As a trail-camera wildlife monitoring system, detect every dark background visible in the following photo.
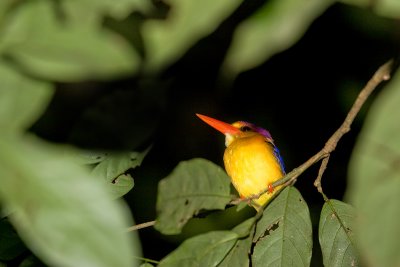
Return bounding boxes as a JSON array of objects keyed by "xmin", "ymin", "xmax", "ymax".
[{"xmin": 29, "ymin": 2, "xmax": 400, "ymax": 266}]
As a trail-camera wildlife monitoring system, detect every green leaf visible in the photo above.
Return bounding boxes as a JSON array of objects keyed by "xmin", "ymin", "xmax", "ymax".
[
  {"xmin": 0, "ymin": 0, "xmax": 13, "ymax": 18},
  {"xmin": 91, "ymin": 148, "xmax": 150, "ymax": 198},
  {"xmin": 60, "ymin": 0, "xmax": 153, "ymax": 25},
  {"xmin": 339, "ymin": 0, "xmax": 400, "ymax": 19},
  {"xmin": 319, "ymin": 200, "xmax": 359, "ymax": 267},
  {"xmin": 155, "ymin": 158, "xmax": 232, "ymax": 235},
  {"xmin": 0, "ymin": 136, "xmax": 140, "ymax": 267},
  {"xmin": 218, "ymin": 218, "xmax": 256, "ymax": 267},
  {"xmin": 231, "ymin": 217, "xmax": 256, "ymax": 238},
  {"xmin": 252, "ymin": 186, "xmax": 312, "ymax": 267},
  {"xmin": 142, "ymin": 0, "xmax": 242, "ymax": 72},
  {"xmin": 73, "ymin": 150, "xmax": 108, "ymax": 165},
  {"xmin": 1, "ymin": 0, "xmax": 139, "ymax": 82},
  {"xmin": 158, "ymin": 231, "xmax": 238, "ymax": 267},
  {"xmin": 223, "ymin": 0, "xmax": 333, "ymax": 77},
  {"xmin": 346, "ymin": 67, "xmax": 400, "ymax": 266},
  {"xmin": 0, "ymin": 62, "xmax": 53, "ymax": 134}
]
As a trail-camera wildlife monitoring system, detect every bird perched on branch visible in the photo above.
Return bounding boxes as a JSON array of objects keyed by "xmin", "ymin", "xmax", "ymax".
[{"xmin": 196, "ymin": 114, "xmax": 286, "ymax": 211}]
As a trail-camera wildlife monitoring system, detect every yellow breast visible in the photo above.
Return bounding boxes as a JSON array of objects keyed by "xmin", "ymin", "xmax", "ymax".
[{"xmin": 223, "ymin": 134, "xmax": 284, "ymax": 210}]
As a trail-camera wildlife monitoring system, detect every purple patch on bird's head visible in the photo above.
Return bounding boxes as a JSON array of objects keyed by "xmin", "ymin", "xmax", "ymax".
[
  {"xmin": 254, "ymin": 126, "xmax": 272, "ymax": 140},
  {"xmin": 233, "ymin": 121, "xmax": 273, "ymax": 141}
]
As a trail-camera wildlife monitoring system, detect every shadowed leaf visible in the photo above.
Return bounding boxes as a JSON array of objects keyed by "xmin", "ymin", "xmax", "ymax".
[
  {"xmin": 0, "ymin": 62, "xmax": 53, "ymax": 134},
  {"xmin": 252, "ymin": 186, "xmax": 312, "ymax": 267},
  {"xmin": 319, "ymin": 199, "xmax": 359, "ymax": 267},
  {"xmin": 218, "ymin": 218, "xmax": 256, "ymax": 267},
  {"xmin": 339, "ymin": 0, "xmax": 400, "ymax": 18},
  {"xmin": 155, "ymin": 158, "xmax": 232, "ymax": 235},
  {"xmin": 91, "ymin": 148, "xmax": 150, "ymax": 198},
  {"xmin": 142, "ymin": 0, "xmax": 242, "ymax": 72},
  {"xmin": 223, "ymin": 0, "xmax": 333, "ymax": 77},
  {"xmin": 61, "ymin": 0, "xmax": 153, "ymax": 26},
  {"xmin": 158, "ymin": 231, "xmax": 238, "ymax": 267},
  {"xmin": 0, "ymin": 0, "xmax": 139, "ymax": 82},
  {"xmin": 0, "ymin": 137, "xmax": 140, "ymax": 267}
]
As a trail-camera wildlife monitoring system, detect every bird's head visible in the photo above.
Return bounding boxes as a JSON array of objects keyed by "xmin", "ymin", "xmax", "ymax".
[{"xmin": 196, "ymin": 114, "xmax": 274, "ymax": 147}]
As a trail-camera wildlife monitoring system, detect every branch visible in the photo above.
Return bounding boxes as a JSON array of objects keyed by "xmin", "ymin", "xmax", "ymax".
[{"xmin": 244, "ymin": 59, "xmax": 394, "ymax": 203}]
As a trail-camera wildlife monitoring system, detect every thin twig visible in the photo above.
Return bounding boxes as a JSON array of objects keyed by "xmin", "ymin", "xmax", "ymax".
[
  {"xmin": 314, "ymin": 156, "xmax": 330, "ymax": 201},
  {"xmin": 127, "ymin": 220, "xmax": 155, "ymax": 232}
]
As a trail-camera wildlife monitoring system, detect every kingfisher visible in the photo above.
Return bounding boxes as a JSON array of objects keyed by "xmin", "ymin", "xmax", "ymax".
[{"xmin": 196, "ymin": 114, "xmax": 286, "ymax": 211}]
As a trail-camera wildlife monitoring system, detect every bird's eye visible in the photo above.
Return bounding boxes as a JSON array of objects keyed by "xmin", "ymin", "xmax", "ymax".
[{"xmin": 240, "ymin": 126, "xmax": 251, "ymax": 132}]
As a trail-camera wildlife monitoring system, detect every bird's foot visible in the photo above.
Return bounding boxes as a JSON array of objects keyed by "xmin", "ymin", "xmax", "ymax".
[{"xmin": 267, "ymin": 183, "xmax": 274, "ymax": 194}]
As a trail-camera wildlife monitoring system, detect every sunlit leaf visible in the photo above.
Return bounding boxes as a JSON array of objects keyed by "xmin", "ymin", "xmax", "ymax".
[
  {"xmin": 142, "ymin": 0, "xmax": 242, "ymax": 72},
  {"xmin": 0, "ymin": 62, "xmax": 53, "ymax": 134},
  {"xmin": 155, "ymin": 158, "xmax": 232, "ymax": 235},
  {"xmin": 252, "ymin": 186, "xmax": 312, "ymax": 267},
  {"xmin": 0, "ymin": 0, "xmax": 139, "ymax": 82},
  {"xmin": 346, "ymin": 67, "xmax": 400, "ymax": 267},
  {"xmin": 158, "ymin": 231, "xmax": 238, "ymax": 267},
  {"xmin": 0, "ymin": 136, "xmax": 140, "ymax": 267},
  {"xmin": 319, "ymin": 199, "xmax": 359, "ymax": 267},
  {"xmin": 223, "ymin": 0, "xmax": 333, "ymax": 77}
]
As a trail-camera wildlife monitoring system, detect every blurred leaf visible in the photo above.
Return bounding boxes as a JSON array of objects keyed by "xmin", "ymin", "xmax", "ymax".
[
  {"xmin": 339, "ymin": 0, "xmax": 400, "ymax": 19},
  {"xmin": 0, "ymin": 0, "xmax": 139, "ymax": 82},
  {"xmin": 0, "ymin": 218, "xmax": 27, "ymax": 261},
  {"xmin": 0, "ymin": 0, "xmax": 13, "ymax": 18},
  {"xmin": 338, "ymin": 0, "xmax": 369, "ymax": 6},
  {"xmin": 73, "ymin": 150, "xmax": 108, "ymax": 165},
  {"xmin": 223, "ymin": 0, "xmax": 333, "ymax": 77},
  {"xmin": 91, "ymin": 148, "xmax": 150, "ymax": 198},
  {"xmin": 0, "ymin": 62, "xmax": 53, "ymax": 134},
  {"xmin": 158, "ymin": 231, "xmax": 238, "ymax": 267},
  {"xmin": 319, "ymin": 199, "xmax": 359, "ymax": 267},
  {"xmin": 0, "ymin": 136, "xmax": 140, "ymax": 267},
  {"xmin": 346, "ymin": 67, "xmax": 400, "ymax": 266},
  {"xmin": 252, "ymin": 186, "xmax": 312, "ymax": 267},
  {"xmin": 218, "ymin": 218, "xmax": 256, "ymax": 267},
  {"xmin": 142, "ymin": 0, "xmax": 242, "ymax": 72},
  {"xmin": 60, "ymin": 0, "xmax": 153, "ymax": 26},
  {"xmin": 155, "ymin": 158, "xmax": 232, "ymax": 235},
  {"xmin": 140, "ymin": 263, "xmax": 154, "ymax": 267}
]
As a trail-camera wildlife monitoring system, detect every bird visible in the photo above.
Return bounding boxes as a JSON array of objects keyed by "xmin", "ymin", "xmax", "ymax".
[{"xmin": 196, "ymin": 113, "xmax": 286, "ymax": 211}]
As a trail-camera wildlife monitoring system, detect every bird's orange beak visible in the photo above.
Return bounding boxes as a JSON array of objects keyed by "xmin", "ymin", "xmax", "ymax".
[{"xmin": 196, "ymin": 114, "xmax": 241, "ymax": 135}]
